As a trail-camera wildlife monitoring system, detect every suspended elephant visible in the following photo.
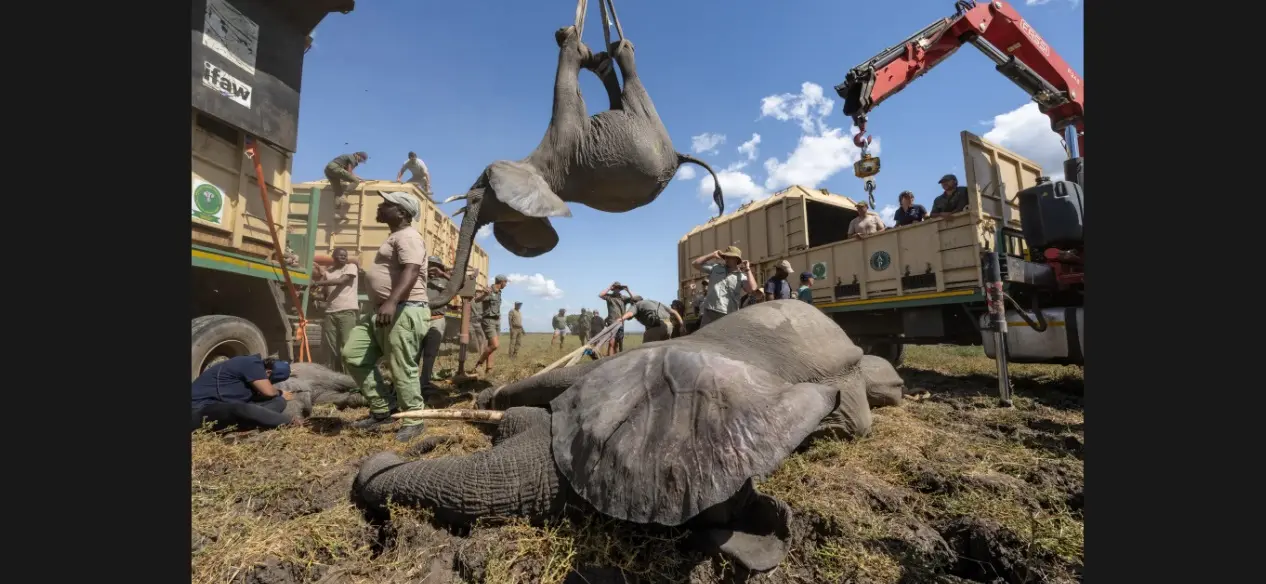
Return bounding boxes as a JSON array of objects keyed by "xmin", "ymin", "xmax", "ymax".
[
  {"xmin": 428, "ymin": 2, "xmax": 724, "ymax": 310},
  {"xmin": 352, "ymin": 301, "xmax": 908, "ymax": 572}
]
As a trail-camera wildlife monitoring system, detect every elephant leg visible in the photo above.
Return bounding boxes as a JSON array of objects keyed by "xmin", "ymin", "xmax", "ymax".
[
  {"xmin": 476, "ymin": 358, "xmax": 605, "ymax": 410},
  {"xmin": 692, "ymin": 480, "xmax": 794, "ymax": 573},
  {"xmin": 550, "ymin": 26, "xmax": 595, "ymax": 140},
  {"xmin": 609, "ymin": 40, "xmax": 659, "ymax": 118}
]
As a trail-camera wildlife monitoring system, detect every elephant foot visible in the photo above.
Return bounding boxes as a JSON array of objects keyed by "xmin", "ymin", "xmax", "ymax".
[
  {"xmin": 698, "ymin": 492, "xmax": 793, "ymax": 573},
  {"xmin": 583, "ymin": 51, "xmax": 614, "ymax": 77},
  {"xmin": 610, "ymin": 38, "xmax": 635, "ymax": 55}
]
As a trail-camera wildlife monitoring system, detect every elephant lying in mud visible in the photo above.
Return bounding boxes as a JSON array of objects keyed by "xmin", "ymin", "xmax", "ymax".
[
  {"xmin": 276, "ymin": 363, "xmax": 366, "ymax": 410},
  {"xmin": 352, "ymin": 301, "xmax": 908, "ymax": 572},
  {"xmin": 428, "ymin": 15, "xmax": 723, "ymax": 310}
]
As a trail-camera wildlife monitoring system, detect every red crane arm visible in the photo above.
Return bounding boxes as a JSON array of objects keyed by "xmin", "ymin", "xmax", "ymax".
[{"xmin": 835, "ymin": 1, "xmax": 1084, "ymax": 156}]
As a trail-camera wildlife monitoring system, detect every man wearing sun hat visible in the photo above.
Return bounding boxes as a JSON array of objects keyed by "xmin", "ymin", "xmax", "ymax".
[
  {"xmin": 690, "ymin": 245, "xmax": 757, "ymax": 328},
  {"xmin": 763, "ymin": 259, "xmax": 795, "ymax": 301},
  {"xmin": 342, "ymin": 190, "xmax": 433, "ymax": 443}
]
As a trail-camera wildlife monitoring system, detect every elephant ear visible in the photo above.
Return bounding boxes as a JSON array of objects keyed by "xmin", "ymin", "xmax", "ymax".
[
  {"xmin": 493, "ymin": 219, "xmax": 560, "ymax": 258},
  {"xmin": 550, "ymin": 346, "xmax": 838, "ymax": 526},
  {"xmin": 487, "ymin": 160, "xmax": 572, "ymax": 218}
]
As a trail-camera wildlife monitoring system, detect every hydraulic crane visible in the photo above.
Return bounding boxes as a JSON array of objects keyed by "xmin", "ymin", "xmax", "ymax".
[{"xmin": 835, "ymin": 0, "xmax": 1084, "ymax": 187}]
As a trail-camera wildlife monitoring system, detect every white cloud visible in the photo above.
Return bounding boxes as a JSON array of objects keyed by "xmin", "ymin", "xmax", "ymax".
[
  {"xmin": 506, "ymin": 273, "xmax": 564, "ymax": 300},
  {"xmin": 691, "ymin": 132, "xmax": 727, "ymax": 155},
  {"xmin": 675, "ymin": 166, "xmax": 697, "ymax": 180},
  {"xmin": 981, "ymin": 102, "xmax": 1069, "ymax": 180},
  {"xmin": 879, "ymin": 204, "xmax": 898, "ymax": 227},
  {"xmin": 762, "ymin": 126, "xmax": 876, "ymax": 191},
  {"xmin": 759, "ymin": 82, "xmax": 835, "ymax": 134},
  {"xmin": 1026, "ymin": 0, "xmax": 1052, "ymax": 5},
  {"xmin": 476, "ymin": 224, "xmax": 493, "ymax": 240},
  {"xmin": 738, "ymin": 133, "xmax": 762, "ymax": 161}
]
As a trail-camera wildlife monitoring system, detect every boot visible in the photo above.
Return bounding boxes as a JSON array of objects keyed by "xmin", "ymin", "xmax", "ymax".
[
  {"xmin": 395, "ymin": 424, "xmax": 426, "ymax": 443},
  {"xmin": 351, "ymin": 412, "xmax": 393, "ymax": 431}
]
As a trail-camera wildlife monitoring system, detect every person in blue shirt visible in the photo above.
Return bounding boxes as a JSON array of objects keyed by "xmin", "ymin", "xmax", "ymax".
[
  {"xmin": 893, "ymin": 191, "xmax": 928, "ymax": 226},
  {"xmin": 191, "ymin": 354, "xmax": 297, "ymax": 432},
  {"xmin": 763, "ymin": 260, "xmax": 794, "ymax": 301},
  {"xmin": 798, "ymin": 272, "xmax": 815, "ymax": 303}
]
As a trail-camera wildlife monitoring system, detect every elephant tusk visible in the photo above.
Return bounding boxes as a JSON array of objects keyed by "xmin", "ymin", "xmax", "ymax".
[
  {"xmin": 392, "ymin": 409, "xmax": 505, "ymax": 423},
  {"xmin": 442, "ymin": 194, "xmax": 468, "ymax": 204},
  {"xmin": 453, "ymin": 206, "xmax": 468, "ymax": 217}
]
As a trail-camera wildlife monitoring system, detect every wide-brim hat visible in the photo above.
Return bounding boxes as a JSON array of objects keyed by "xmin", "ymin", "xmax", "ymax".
[{"xmin": 719, "ymin": 245, "xmax": 743, "ymax": 259}]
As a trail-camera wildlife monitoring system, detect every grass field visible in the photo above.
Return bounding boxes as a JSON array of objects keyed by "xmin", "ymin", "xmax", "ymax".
[{"xmin": 192, "ymin": 333, "xmax": 1084, "ymax": 584}]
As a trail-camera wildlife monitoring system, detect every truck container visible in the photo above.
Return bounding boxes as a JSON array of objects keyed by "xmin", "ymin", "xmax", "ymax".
[
  {"xmin": 191, "ymin": 0, "xmax": 354, "ymax": 380},
  {"xmin": 677, "ymin": 130, "xmax": 1081, "ymax": 366}
]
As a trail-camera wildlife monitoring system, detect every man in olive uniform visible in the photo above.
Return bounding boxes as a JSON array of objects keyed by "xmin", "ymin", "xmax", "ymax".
[
  {"xmin": 420, "ymin": 256, "xmax": 452, "ymax": 391},
  {"xmin": 929, "ymin": 173, "xmax": 970, "ymax": 218},
  {"xmin": 324, "ymin": 151, "xmax": 368, "ymax": 219},
  {"xmin": 471, "ymin": 274, "xmax": 509, "ymax": 376},
  {"xmin": 342, "ymin": 191, "xmax": 430, "ymax": 443},
  {"xmin": 508, "ymin": 301, "xmax": 525, "ymax": 357},
  {"xmin": 576, "ymin": 308, "xmax": 591, "ymax": 347},
  {"xmin": 309, "ymin": 247, "xmax": 359, "ymax": 372}
]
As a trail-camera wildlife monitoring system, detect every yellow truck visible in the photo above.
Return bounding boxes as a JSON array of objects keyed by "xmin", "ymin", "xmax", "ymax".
[{"xmin": 677, "ymin": 130, "xmax": 1084, "ymax": 367}]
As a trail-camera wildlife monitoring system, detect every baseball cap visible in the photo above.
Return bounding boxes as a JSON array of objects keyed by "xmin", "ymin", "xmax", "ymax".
[
  {"xmin": 939, "ymin": 174, "xmax": 957, "ymax": 184},
  {"xmin": 494, "ymin": 274, "xmax": 508, "ymax": 283},
  {"xmin": 800, "ymin": 271, "xmax": 814, "ymax": 281},
  {"xmin": 268, "ymin": 360, "xmax": 292, "ymax": 383}
]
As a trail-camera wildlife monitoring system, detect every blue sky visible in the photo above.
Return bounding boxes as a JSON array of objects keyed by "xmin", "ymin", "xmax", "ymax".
[{"xmin": 294, "ymin": 0, "xmax": 1083, "ymax": 332}]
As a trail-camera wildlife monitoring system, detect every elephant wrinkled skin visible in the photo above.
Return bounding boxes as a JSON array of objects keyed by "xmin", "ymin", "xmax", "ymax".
[
  {"xmin": 353, "ymin": 301, "xmax": 908, "ymax": 572},
  {"xmin": 429, "ymin": 23, "xmax": 723, "ymax": 310}
]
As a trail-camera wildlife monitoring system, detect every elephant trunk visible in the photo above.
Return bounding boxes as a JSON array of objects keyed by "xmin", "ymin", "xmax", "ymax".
[
  {"xmin": 477, "ymin": 358, "xmax": 605, "ymax": 410},
  {"xmin": 352, "ymin": 407, "xmax": 567, "ymax": 525},
  {"xmin": 677, "ymin": 153, "xmax": 724, "ymax": 216},
  {"xmin": 429, "ymin": 188, "xmax": 485, "ymax": 310}
]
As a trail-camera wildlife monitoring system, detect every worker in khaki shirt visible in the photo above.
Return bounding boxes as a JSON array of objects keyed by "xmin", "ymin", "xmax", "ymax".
[
  {"xmin": 395, "ymin": 151, "xmax": 432, "ymax": 197},
  {"xmin": 508, "ymin": 301, "xmax": 525, "ymax": 357},
  {"xmin": 309, "ymin": 248, "xmax": 359, "ymax": 373},
  {"xmin": 848, "ymin": 201, "xmax": 887, "ymax": 238},
  {"xmin": 342, "ymin": 191, "xmax": 432, "ymax": 443}
]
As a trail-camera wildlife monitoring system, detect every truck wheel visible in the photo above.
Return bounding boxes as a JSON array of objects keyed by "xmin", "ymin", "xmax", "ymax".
[
  {"xmin": 192, "ymin": 315, "xmax": 268, "ymax": 380},
  {"xmin": 864, "ymin": 342, "xmax": 906, "ymax": 367}
]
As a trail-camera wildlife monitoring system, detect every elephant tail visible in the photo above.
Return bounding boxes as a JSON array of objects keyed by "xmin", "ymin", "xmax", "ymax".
[{"xmin": 677, "ymin": 153, "xmax": 724, "ymax": 217}]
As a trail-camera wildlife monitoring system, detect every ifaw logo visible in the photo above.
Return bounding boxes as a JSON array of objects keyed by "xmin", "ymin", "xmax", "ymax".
[{"xmin": 202, "ymin": 61, "xmax": 253, "ymax": 108}]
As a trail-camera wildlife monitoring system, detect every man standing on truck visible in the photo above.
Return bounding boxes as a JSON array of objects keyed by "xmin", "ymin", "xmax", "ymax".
[
  {"xmin": 893, "ymin": 191, "xmax": 928, "ymax": 226},
  {"xmin": 508, "ymin": 301, "xmax": 525, "ymax": 357},
  {"xmin": 929, "ymin": 174, "xmax": 969, "ymax": 218},
  {"xmin": 342, "ymin": 191, "xmax": 432, "ymax": 443},
  {"xmin": 848, "ymin": 202, "xmax": 887, "ymax": 238},
  {"xmin": 764, "ymin": 260, "xmax": 794, "ymax": 301},
  {"xmin": 691, "ymin": 246, "xmax": 757, "ymax": 328},
  {"xmin": 420, "ymin": 256, "xmax": 452, "ymax": 391},
  {"xmin": 191, "ymin": 355, "xmax": 299, "ymax": 432},
  {"xmin": 325, "ymin": 151, "xmax": 369, "ymax": 219},
  {"xmin": 396, "ymin": 151, "xmax": 432, "ymax": 197},
  {"xmin": 620, "ymin": 295, "xmax": 684, "ymax": 342},
  {"xmin": 551, "ymin": 308, "xmax": 568, "ymax": 350},
  {"xmin": 470, "ymin": 275, "xmax": 509, "ymax": 376},
  {"xmin": 309, "ymin": 248, "xmax": 359, "ymax": 373}
]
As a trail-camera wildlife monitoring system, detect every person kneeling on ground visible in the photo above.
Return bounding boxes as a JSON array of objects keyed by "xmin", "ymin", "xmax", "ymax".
[
  {"xmin": 191, "ymin": 355, "xmax": 299, "ymax": 432},
  {"xmin": 620, "ymin": 295, "xmax": 684, "ymax": 342}
]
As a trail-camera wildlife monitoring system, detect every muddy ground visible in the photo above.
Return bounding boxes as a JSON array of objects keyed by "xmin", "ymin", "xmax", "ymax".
[{"xmin": 192, "ymin": 337, "xmax": 1084, "ymax": 584}]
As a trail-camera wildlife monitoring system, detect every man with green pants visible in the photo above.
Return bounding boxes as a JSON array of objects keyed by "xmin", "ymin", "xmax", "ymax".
[
  {"xmin": 470, "ymin": 275, "xmax": 508, "ymax": 377},
  {"xmin": 310, "ymin": 248, "xmax": 360, "ymax": 372},
  {"xmin": 342, "ymin": 190, "xmax": 431, "ymax": 442},
  {"xmin": 324, "ymin": 151, "xmax": 368, "ymax": 219}
]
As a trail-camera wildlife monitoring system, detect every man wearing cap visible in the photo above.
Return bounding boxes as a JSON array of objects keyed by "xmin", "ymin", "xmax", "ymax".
[
  {"xmin": 551, "ymin": 308, "xmax": 568, "ymax": 350},
  {"xmin": 691, "ymin": 246, "xmax": 757, "ymax": 328},
  {"xmin": 191, "ymin": 355, "xmax": 299, "ymax": 431},
  {"xmin": 620, "ymin": 295, "xmax": 684, "ymax": 342},
  {"xmin": 575, "ymin": 308, "xmax": 591, "ymax": 347},
  {"xmin": 893, "ymin": 191, "xmax": 928, "ymax": 226},
  {"xmin": 324, "ymin": 151, "xmax": 369, "ymax": 219},
  {"xmin": 599, "ymin": 281, "xmax": 634, "ymax": 355},
  {"xmin": 395, "ymin": 151, "xmax": 432, "ymax": 197},
  {"xmin": 764, "ymin": 260, "xmax": 795, "ymax": 301},
  {"xmin": 930, "ymin": 174, "xmax": 970, "ymax": 218},
  {"xmin": 848, "ymin": 201, "xmax": 887, "ymax": 238},
  {"xmin": 471, "ymin": 275, "xmax": 509, "ymax": 376},
  {"xmin": 798, "ymin": 272, "xmax": 815, "ymax": 303},
  {"xmin": 309, "ymin": 247, "xmax": 359, "ymax": 372},
  {"xmin": 420, "ymin": 255, "xmax": 452, "ymax": 390},
  {"xmin": 508, "ymin": 301, "xmax": 525, "ymax": 357},
  {"xmin": 342, "ymin": 190, "xmax": 432, "ymax": 442}
]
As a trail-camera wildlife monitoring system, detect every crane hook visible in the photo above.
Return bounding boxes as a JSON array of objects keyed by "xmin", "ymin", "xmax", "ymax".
[{"xmin": 852, "ymin": 117, "xmax": 872, "ymax": 149}]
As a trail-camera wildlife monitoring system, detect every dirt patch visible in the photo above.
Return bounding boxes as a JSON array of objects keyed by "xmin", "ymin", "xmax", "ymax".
[{"xmin": 193, "ymin": 340, "xmax": 1082, "ymax": 584}]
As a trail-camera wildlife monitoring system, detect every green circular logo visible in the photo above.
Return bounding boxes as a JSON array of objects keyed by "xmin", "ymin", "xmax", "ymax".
[
  {"xmin": 869, "ymin": 250, "xmax": 892, "ymax": 271},
  {"xmin": 811, "ymin": 262, "xmax": 828, "ymax": 279},
  {"xmin": 193, "ymin": 183, "xmax": 224, "ymax": 215}
]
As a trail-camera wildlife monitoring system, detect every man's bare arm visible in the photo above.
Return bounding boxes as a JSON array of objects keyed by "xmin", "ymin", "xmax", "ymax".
[
  {"xmin": 692, "ymin": 250, "xmax": 721, "ymax": 272},
  {"xmin": 249, "ymin": 378, "xmax": 280, "ymax": 398},
  {"xmin": 311, "ymin": 274, "xmax": 354, "ymax": 287}
]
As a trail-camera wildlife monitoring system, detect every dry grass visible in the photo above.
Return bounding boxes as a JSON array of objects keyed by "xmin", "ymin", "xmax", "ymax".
[{"xmin": 192, "ymin": 335, "xmax": 1083, "ymax": 584}]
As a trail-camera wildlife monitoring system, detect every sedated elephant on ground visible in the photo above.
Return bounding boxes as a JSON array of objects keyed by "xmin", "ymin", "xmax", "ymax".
[
  {"xmin": 352, "ymin": 300, "xmax": 908, "ymax": 572},
  {"xmin": 428, "ymin": 7, "xmax": 724, "ymax": 311},
  {"xmin": 277, "ymin": 362, "xmax": 366, "ymax": 410}
]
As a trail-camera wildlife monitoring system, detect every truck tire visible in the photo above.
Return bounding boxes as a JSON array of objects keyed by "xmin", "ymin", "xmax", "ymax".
[
  {"xmin": 863, "ymin": 342, "xmax": 905, "ymax": 367},
  {"xmin": 192, "ymin": 315, "xmax": 268, "ymax": 380}
]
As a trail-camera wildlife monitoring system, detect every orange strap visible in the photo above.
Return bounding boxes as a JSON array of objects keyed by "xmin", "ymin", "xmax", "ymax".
[{"xmin": 245, "ymin": 139, "xmax": 311, "ymax": 362}]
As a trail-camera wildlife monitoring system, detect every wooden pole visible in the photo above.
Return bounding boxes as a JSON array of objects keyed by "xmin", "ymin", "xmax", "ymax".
[{"xmin": 392, "ymin": 409, "xmax": 504, "ymax": 423}]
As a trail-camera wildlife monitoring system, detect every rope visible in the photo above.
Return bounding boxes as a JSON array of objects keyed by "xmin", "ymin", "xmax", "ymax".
[{"xmin": 245, "ymin": 139, "xmax": 312, "ymax": 362}]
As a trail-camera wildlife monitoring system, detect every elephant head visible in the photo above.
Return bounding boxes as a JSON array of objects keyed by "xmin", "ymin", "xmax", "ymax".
[
  {"xmin": 427, "ymin": 12, "xmax": 724, "ymax": 310},
  {"xmin": 277, "ymin": 362, "xmax": 366, "ymax": 409}
]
